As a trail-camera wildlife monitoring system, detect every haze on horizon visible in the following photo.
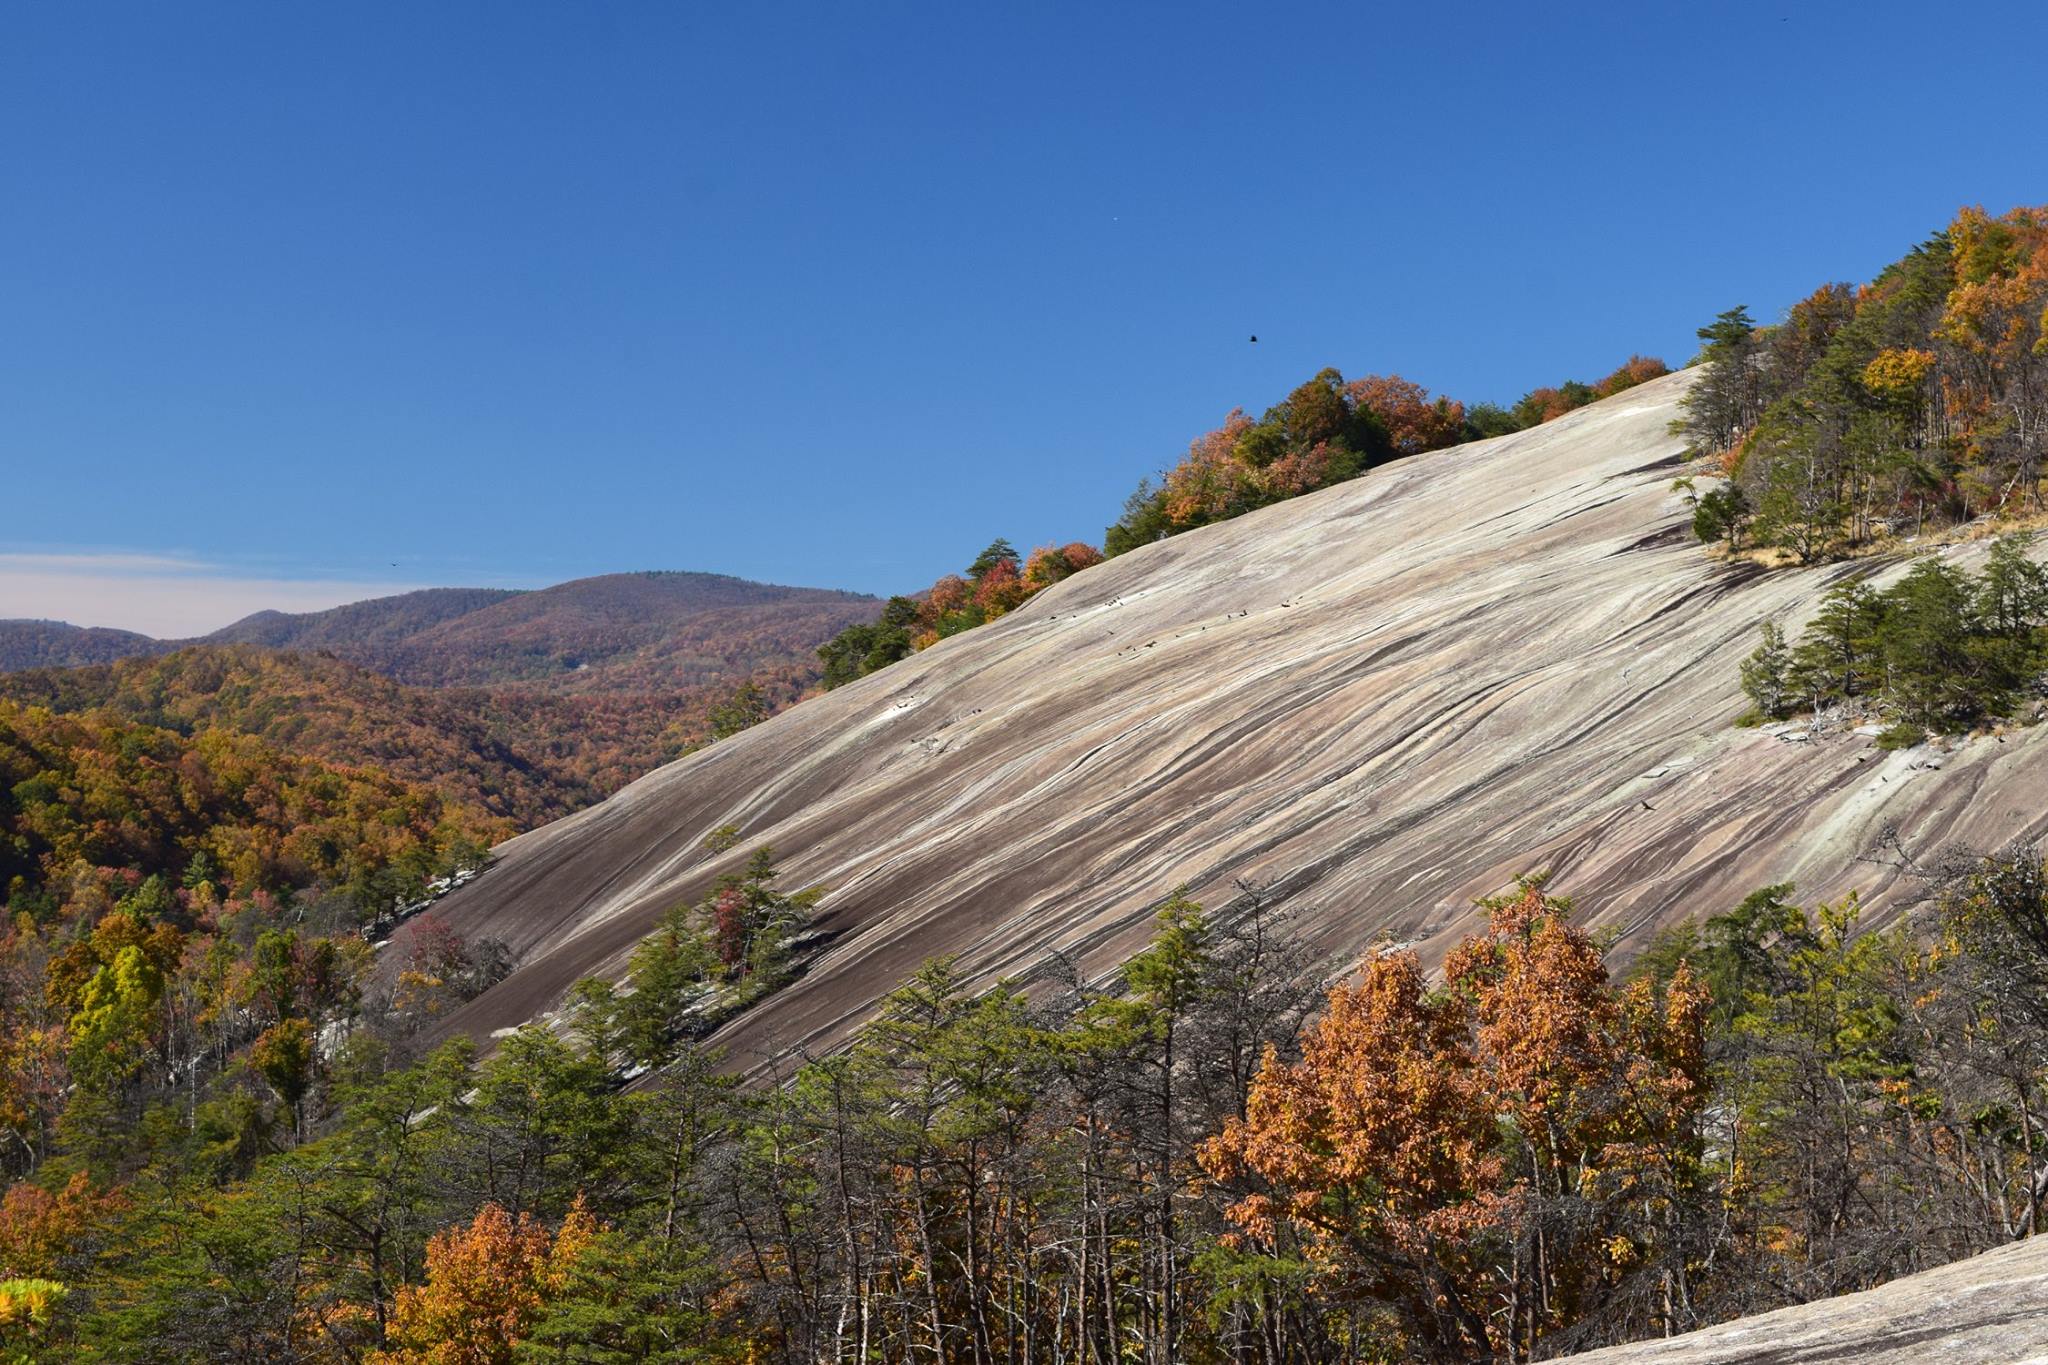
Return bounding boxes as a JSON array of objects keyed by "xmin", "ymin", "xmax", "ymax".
[
  {"xmin": 0, "ymin": 551, "xmax": 445, "ymax": 638},
  {"xmin": 5, "ymin": 0, "xmax": 2045, "ymax": 633}
]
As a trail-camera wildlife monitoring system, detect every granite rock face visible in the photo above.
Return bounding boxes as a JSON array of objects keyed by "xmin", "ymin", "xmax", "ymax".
[
  {"xmin": 408, "ymin": 369, "xmax": 2048, "ymax": 1064},
  {"xmin": 1558, "ymin": 1236, "xmax": 2048, "ymax": 1362}
]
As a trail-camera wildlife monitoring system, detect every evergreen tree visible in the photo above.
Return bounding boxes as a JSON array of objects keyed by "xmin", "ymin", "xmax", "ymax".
[
  {"xmin": 1739, "ymin": 622, "xmax": 1794, "ymax": 720},
  {"xmin": 1879, "ymin": 558, "xmax": 1991, "ymax": 728},
  {"xmin": 1692, "ymin": 481, "xmax": 1751, "ymax": 549},
  {"xmin": 1679, "ymin": 306, "xmax": 1763, "ymax": 453},
  {"xmin": 1789, "ymin": 578, "xmax": 1885, "ymax": 708}
]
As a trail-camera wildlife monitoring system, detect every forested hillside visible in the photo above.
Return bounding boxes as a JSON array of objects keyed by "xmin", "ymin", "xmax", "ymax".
[
  {"xmin": 0, "ymin": 690, "xmax": 508, "ymax": 1177},
  {"xmin": 0, "ymin": 624, "xmax": 165, "ymax": 673},
  {"xmin": 14, "ymin": 858, "xmax": 2048, "ymax": 1362},
  {"xmin": 206, "ymin": 572, "xmax": 878, "ymax": 695},
  {"xmin": 0, "ymin": 572, "xmax": 883, "ymax": 840},
  {"xmin": 1666, "ymin": 203, "xmax": 2048, "ymax": 757},
  {"xmin": 207, "ymin": 587, "xmax": 522, "ymax": 654},
  {"xmin": 0, "ymin": 647, "xmax": 648, "ymax": 826},
  {"xmin": 1679, "ymin": 204, "xmax": 2047, "ymax": 558}
]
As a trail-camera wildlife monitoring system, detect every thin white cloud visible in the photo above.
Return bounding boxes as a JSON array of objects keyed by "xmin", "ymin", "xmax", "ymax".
[
  {"xmin": 0, "ymin": 552, "xmax": 213, "ymax": 575},
  {"xmin": 0, "ymin": 552, "xmax": 428, "ymax": 639}
]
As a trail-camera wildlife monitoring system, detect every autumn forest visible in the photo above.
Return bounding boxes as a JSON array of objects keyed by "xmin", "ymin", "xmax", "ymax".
[{"xmin": 2, "ymin": 203, "xmax": 2047, "ymax": 1360}]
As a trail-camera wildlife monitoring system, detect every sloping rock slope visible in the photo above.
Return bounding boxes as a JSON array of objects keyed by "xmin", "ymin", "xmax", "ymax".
[
  {"xmin": 1557, "ymin": 1234, "xmax": 2048, "ymax": 1362},
  {"xmin": 416, "ymin": 369, "xmax": 2048, "ymax": 1062}
]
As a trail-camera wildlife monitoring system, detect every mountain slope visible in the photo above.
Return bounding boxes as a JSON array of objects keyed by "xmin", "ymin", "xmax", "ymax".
[
  {"xmin": 301, "ymin": 571, "xmax": 878, "ymax": 693},
  {"xmin": 414, "ymin": 369, "xmax": 2048, "ymax": 1063},
  {"xmin": 207, "ymin": 586, "xmax": 521, "ymax": 651}
]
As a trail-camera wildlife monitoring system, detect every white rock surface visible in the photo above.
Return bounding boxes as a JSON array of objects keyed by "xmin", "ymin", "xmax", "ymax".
[
  {"xmin": 1559, "ymin": 1235, "xmax": 2048, "ymax": 1362},
  {"xmin": 407, "ymin": 370, "xmax": 2048, "ymax": 1063}
]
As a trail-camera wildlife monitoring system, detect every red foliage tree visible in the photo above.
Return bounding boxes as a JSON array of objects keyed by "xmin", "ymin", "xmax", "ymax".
[
  {"xmin": 712, "ymin": 885, "xmax": 749, "ymax": 972},
  {"xmin": 1593, "ymin": 353, "xmax": 1672, "ymax": 397},
  {"xmin": 921, "ymin": 575, "xmax": 971, "ymax": 626},
  {"xmin": 971, "ymin": 558, "xmax": 1027, "ymax": 616}
]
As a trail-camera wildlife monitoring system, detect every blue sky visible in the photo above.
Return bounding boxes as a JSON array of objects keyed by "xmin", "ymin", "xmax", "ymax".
[{"xmin": 4, "ymin": 1, "xmax": 2045, "ymax": 633}]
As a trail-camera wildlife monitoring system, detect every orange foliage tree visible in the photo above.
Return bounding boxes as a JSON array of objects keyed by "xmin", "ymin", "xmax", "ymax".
[
  {"xmin": 1346, "ymin": 374, "xmax": 1468, "ymax": 455},
  {"xmin": 1198, "ymin": 946, "xmax": 1501, "ymax": 1356},
  {"xmin": 0, "ymin": 1173, "xmax": 126, "ymax": 1280},
  {"xmin": 1936, "ymin": 204, "xmax": 2048, "ymax": 504},
  {"xmin": 368, "ymin": 1199, "xmax": 596, "ymax": 1365},
  {"xmin": 1021, "ymin": 541, "xmax": 1104, "ymax": 589},
  {"xmin": 1201, "ymin": 884, "xmax": 1711, "ymax": 1360},
  {"xmin": 1163, "ymin": 410, "xmax": 1259, "ymax": 524}
]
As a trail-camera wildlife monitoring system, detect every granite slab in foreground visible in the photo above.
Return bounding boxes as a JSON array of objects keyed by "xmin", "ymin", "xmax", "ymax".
[{"xmin": 1560, "ymin": 1236, "xmax": 2048, "ymax": 1363}]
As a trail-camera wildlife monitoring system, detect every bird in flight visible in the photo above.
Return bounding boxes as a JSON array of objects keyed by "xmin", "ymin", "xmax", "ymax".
[{"xmin": 1249, "ymin": 335, "xmax": 1258, "ymax": 343}]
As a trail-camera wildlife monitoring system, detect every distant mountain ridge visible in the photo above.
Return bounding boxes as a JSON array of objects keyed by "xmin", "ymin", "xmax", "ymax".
[
  {"xmin": 209, "ymin": 586, "xmax": 523, "ymax": 652},
  {"xmin": 0, "ymin": 619, "xmax": 170, "ymax": 670},
  {"xmin": 0, "ymin": 570, "xmax": 879, "ymax": 695}
]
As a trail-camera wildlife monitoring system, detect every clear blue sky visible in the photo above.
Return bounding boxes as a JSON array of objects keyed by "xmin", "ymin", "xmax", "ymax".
[{"xmin": 4, "ymin": 1, "xmax": 2045, "ymax": 631}]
